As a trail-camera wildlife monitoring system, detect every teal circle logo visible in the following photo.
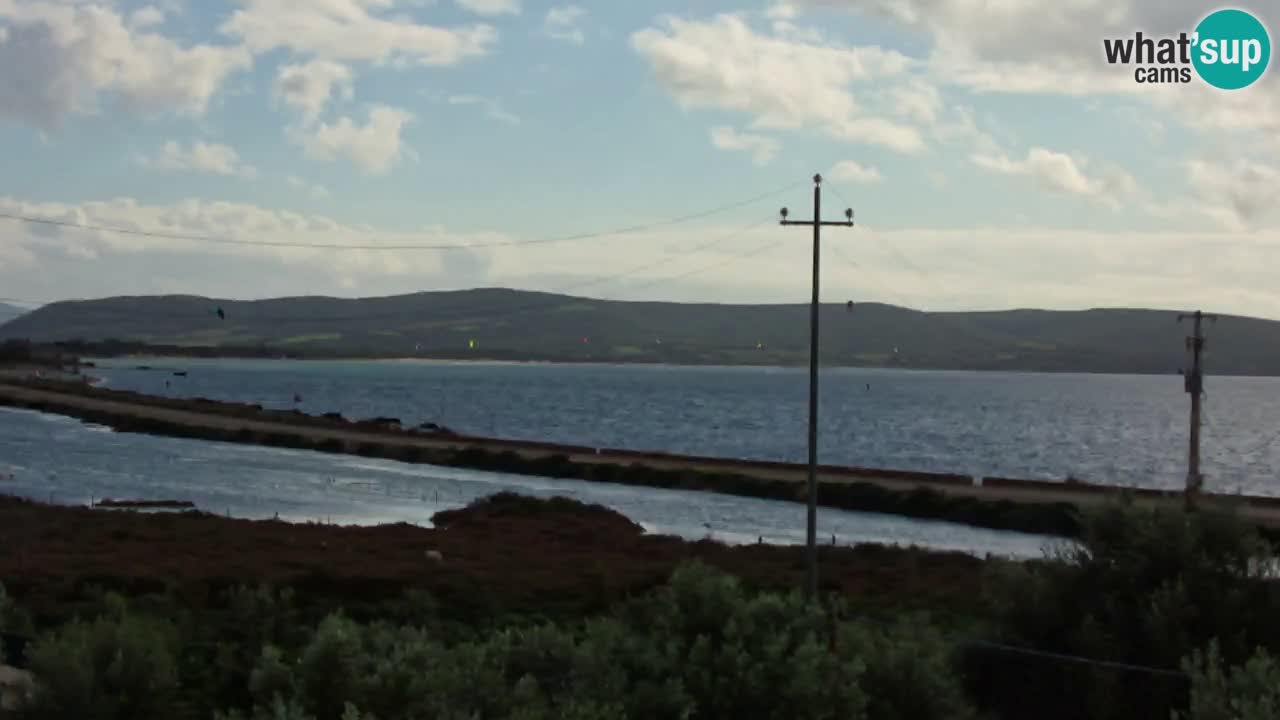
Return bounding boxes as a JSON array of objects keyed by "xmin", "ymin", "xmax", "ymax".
[{"xmin": 1192, "ymin": 9, "xmax": 1271, "ymax": 90}]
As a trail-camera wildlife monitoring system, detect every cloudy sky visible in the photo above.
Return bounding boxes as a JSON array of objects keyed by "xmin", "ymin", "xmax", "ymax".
[{"xmin": 0, "ymin": 0, "xmax": 1277, "ymax": 317}]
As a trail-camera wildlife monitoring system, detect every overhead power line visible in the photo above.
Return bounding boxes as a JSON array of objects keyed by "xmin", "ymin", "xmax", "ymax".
[
  {"xmin": 0, "ymin": 219, "xmax": 776, "ymax": 328},
  {"xmin": 0, "ymin": 181, "xmax": 802, "ymax": 253},
  {"xmin": 544, "ymin": 217, "xmax": 772, "ymax": 297},
  {"xmin": 618, "ymin": 235, "xmax": 783, "ymax": 297}
]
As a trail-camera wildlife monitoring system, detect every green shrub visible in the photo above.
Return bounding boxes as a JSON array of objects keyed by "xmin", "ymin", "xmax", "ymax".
[
  {"xmin": 23, "ymin": 609, "xmax": 180, "ymax": 720},
  {"xmin": 211, "ymin": 562, "xmax": 973, "ymax": 720},
  {"xmin": 296, "ymin": 616, "xmax": 364, "ymax": 720},
  {"xmin": 216, "ymin": 695, "xmax": 316, "ymax": 720},
  {"xmin": 1179, "ymin": 642, "xmax": 1280, "ymax": 720},
  {"xmin": 975, "ymin": 500, "xmax": 1280, "ymax": 720},
  {"xmin": 842, "ymin": 617, "xmax": 975, "ymax": 720},
  {"xmin": 248, "ymin": 646, "xmax": 295, "ymax": 707}
]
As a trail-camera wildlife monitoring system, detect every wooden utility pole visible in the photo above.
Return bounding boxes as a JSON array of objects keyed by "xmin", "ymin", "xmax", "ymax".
[
  {"xmin": 781, "ymin": 174, "xmax": 854, "ymax": 600},
  {"xmin": 1178, "ymin": 310, "xmax": 1216, "ymax": 505}
]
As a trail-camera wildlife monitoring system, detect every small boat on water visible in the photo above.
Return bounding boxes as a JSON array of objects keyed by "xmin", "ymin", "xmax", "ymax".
[{"xmin": 172, "ymin": 371, "xmax": 188, "ymax": 377}]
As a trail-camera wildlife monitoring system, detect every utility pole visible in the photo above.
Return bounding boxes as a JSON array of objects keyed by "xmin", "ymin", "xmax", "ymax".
[
  {"xmin": 781, "ymin": 174, "xmax": 854, "ymax": 600},
  {"xmin": 1178, "ymin": 310, "xmax": 1217, "ymax": 506}
]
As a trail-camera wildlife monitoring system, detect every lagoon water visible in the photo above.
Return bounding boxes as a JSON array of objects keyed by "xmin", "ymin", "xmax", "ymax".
[
  {"xmin": 87, "ymin": 358, "xmax": 1280, "ymax": 494},
  {"xmin": 0, "ymin": 407, "xmax": 1055, "ymax": 558},
  {"xmin": 3, "ymin": 358, "xmax": 1277, "ymax": 557}
]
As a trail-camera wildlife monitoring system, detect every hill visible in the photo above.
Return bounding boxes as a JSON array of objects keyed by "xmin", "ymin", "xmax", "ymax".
[
  {"xmin": 0, "ymin": 302, "xmax": 28, "ymax": 322},
  {"xmin": 0, "ymin": 288, "xmax": 1274, "ymax": 374}
]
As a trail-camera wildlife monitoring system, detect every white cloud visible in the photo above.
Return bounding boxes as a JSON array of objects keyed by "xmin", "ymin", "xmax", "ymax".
[
  {"xmin": 447, "ymin": 95, "xmax": 519, "ymax": 125},
  {"xmin": 1167, "ymin": 159, "xmax": 1280, "ymax": 232},
  {"xmin": 286, "ymin": 175, "xmax": 332, "ymax": 199},
  {"xmin": 139, "ymin": 140, "xmax": 257, "ymax": 178},
  {"xmin": 544, "ymin": 5, "xmax": 585, "ymax": 45},
  {"xmin": 0, "ymin": 195, "xmax": 515, "ymax": 298},
  {"xmin": 455, "ymin": 0, "xmax": 520, "ymax": 16},
  {"xmin": 972, "ymin": 147, "xmax": 1137, "ymax": 209},
  {"xmin": 127, "ymin": 6, "xmax": 165, "ymax": 29},
  {"xmin": 0, "ymin": 1, "xmax": 251, "ymax": 130},
  {"xmin": 766, "ymin": 3, "xmax": 797, "ymax": 20},
  {"xmin": 889, "ymin": 78, "xmax": 941, "ymax": 125},
  {"xmin": 295, "ymin": 105, "xmax": 415, "ymax": 174},
  {"xmin": 826, "ymin": 117, "xmax": 924, "ymax": 153},
  {"xmin": 830, "ymin": 160, "xmax": 882, "ymax": 184},
  {"xmin": 631, "ymin": 14, "xmax": 923, "ymax": 153},
  {"xmin": 274, "ymin": 60, "xmax": 354, "ymax": 121},
  {"xmin": 221, "ymin": 0, "xmax": 496, "ymax": 65},
  {"xmin": 496, "ymin": 222, "xmax": 1280, "ymax": 319},
  {"xmin": 839, "ymin": 225, "xmax": 1280, "ymax": 317},
  {"xmin": 5, "ymin": 192, "xmax": 1280, "ymax": 319},
  {"xmin": 784, "ymin": 0, "xmax": 1280, "ymax": 140},
  {"xmin": 763, "ymin": 2, "xmax": 823, "ymax": 40},
  {"xmin": 787, "ymin": 0, "xmax": 1148, "ymax": 95},
  {"xmin": 709, "ymin": 126, "xmax": 779, "ymax": 166}
]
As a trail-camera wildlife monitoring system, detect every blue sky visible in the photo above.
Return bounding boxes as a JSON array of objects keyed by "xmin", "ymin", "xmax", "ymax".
[{"xmin": 0, "ymin": 0, "xmax": 1278, "ymax": 317}]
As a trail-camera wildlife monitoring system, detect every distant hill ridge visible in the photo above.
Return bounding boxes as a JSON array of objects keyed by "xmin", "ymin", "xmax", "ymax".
[{"xmin": 2, "ymin": 288, "xmax": 1277, "ymax": 375}]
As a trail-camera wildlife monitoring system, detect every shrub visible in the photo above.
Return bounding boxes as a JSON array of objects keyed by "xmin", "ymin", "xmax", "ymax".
[
  {"xmin": 842, "ymin": 617, "xmax": 975, "ymax": 720},
  {"xmin": 216, "ymin": 695, "xmax": 315, "ymax": 720},
  {"xmin": 1178, "ymin": 642, "xmax": 1280, "ymax": 720},
  {"xmin": 212, "ymin": 563, "xmax": 974, "ymax": 720},
  {"xmin": 975, "ymin": 500, "xmax": 1280, "ymax": 720},
  {"xmin": 248, "ymin": 646, "xmax": 295, "ymax": 708},
  {"xmin": 615, "ymin": 562, "xmax": 865, "ymax": 720},
  {"xmin": 23, "ymin": 608, "xmax": 180, "ymax": 720},
  {"xmin": 296, "ymin": 615, "xmax": 364, "ymax": 720}
]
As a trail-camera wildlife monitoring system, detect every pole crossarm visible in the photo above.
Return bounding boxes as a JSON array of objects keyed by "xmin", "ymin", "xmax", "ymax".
[
  {"xmin": 781, "ymin": 220, "xmax": 856, "ymax": 227},
  {"xmin": 779, "ymin": 172, "xmax": 855, "ymax": 601}
]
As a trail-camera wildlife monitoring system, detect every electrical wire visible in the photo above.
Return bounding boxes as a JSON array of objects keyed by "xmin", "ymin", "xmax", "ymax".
[
  {"xmin": 0, "ymin": 181, "xmax": 802, "ymax": 253},
  {"xmin": 823, "ymin": 181, "xmax": 958, "ymax": 307},
  {"xmin": 612, "ymin": 235, "xmax": 784, "ymax": 297},
  {"xmin": 0, "ymin": 218, "xmax": 777, "ymax": 331}
]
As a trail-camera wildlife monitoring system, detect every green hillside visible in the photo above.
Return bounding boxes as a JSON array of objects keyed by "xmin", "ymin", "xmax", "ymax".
[{"xmin": 0, "ymin": 288, "xmax": 1273, "ymax": 374}]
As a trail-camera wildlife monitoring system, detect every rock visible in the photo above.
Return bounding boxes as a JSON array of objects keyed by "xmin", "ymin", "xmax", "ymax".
[
  {"xmin": 425, "ymin": 549, "xmax": 444, "ymax": 564},
  {"xmin": 0, "ymin": 665, "xmax": 34, "ymax": 712}
]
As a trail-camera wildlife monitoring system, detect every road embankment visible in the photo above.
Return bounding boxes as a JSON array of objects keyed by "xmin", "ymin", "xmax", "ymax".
[{"xmin": 2, "ymin": 378, "xmax": 1275, "ymax": 537}]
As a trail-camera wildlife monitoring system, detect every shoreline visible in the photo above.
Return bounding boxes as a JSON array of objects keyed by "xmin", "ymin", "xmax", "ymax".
[{"xmin": 2, "ymin": 377, "xmax": 1277, "ymax": 537}]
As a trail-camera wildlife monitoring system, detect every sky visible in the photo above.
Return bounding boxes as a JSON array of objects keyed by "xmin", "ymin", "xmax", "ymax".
[{"xmin": 0, "ymin": 0, "xmax": 1278, "ymax": 317}]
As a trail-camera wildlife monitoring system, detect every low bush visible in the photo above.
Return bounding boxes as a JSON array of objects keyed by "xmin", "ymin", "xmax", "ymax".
[
  {"xmin": 7, "ymin": 563, "xmax": 969, "ymax": 720},
  {"xmin": 974, "ymin": 500, "xmax": 1280, "ymax": 720},
  {"xmin": 1179, "ymin": 643, "xmax": 1280, "ymax": 720},
  {"xmin": 20, "ymin": 597, "xmax": 180, "ymax": 720}
]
